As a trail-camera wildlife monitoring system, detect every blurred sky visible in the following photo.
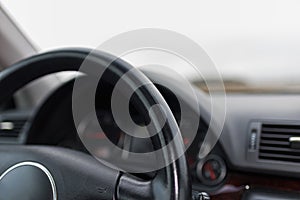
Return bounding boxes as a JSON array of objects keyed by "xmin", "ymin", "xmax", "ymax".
[{"xmin": 1, "ymin": 0, "xmax": 300, "ymax": 85}]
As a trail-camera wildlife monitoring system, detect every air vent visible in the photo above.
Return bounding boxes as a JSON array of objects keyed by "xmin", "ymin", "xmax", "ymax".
[
  {"xmin": 0, "ymin": 111, "xmax": 30, "ymax": 143},
  {"xmin": 0, "ymin": 119, "xmax": 27, "ymax": 137},
  {"xmin": 259, "ymin": 123, "xmax": 300, "ymax": 163}
]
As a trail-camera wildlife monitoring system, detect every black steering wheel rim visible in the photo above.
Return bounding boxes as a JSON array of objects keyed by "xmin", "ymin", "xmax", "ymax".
[{"xmin": 0, "ymin": 48, "xmax": 191, "ymax": 200}]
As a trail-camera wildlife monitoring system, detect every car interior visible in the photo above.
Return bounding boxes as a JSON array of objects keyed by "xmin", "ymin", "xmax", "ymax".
[{"xmin": 1, "ymin": 1, "xmax": 300, "ymax": 200}]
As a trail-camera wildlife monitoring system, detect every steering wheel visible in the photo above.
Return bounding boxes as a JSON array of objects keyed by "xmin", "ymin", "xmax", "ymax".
[{"xmin": 0, "ymin": 49, "xmax": 191, "ymax": 200}]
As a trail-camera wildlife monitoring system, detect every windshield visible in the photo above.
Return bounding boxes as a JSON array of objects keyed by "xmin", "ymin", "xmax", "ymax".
[{"xmin": 2, "ymin": 0, "xmax": 300, "ymax": 93}]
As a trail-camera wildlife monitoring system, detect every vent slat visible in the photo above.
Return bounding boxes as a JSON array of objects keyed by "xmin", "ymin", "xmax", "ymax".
[
  {"xmin": 262, "ymin": 124, "xmax": 300, "ymax": 129},
  {"xmin": 262, "ymin": 127, "xmax": 300, "ymax": 134},
  {"xmin": 260, "ymin": 140, "xmax": 290, "ymax": 147},
  {"xmin": 260, "ymin": 146, "xmax": 300, "ymax": 154},
  {"xmin": 260, "ymin": 133, "xmax": 291, "ymax": 140},
  {"xmin": 259, "ymin": 153, "xmax": 300, "ymax": 163},
  {"xmin": 0, "ymin": 133, "xmax": 19, "ymax": 137},
  {"xmin": 259, "ymin": 123, "xmax": 300, "ymax": 164},
  {"xmin": 260, "ymin": 139, "xmax": 290, "ymax": 146}
]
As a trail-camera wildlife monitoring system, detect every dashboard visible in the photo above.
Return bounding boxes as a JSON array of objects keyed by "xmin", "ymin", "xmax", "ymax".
[{"xmin": 1, "ymin": 71, "xmax": 300, "ymax": 199}]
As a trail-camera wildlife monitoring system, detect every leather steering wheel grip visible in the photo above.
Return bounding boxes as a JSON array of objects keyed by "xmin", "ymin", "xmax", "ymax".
[{"xmin": 0, "ymin": 48, "xmax": 191, "ymax": 200}]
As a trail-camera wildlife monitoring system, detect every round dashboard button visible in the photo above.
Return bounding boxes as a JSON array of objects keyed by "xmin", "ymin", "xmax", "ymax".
[{"xmin": 196, "ymin": 155, "xmax": 227, "ymax": 186}]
